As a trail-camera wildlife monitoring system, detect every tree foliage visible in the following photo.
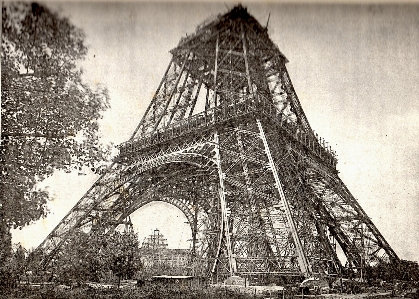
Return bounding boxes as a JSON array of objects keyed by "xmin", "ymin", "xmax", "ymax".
[
  {"xmin": 53, "ymin": 229, "xmax": 142, "ymax": 284},
  {"xmin": 0, "ymin": 244, "xmax": 27, "ymax": 290},
  {"xmin": 108, "ymin": 230, "xmax": 142, "ymax": 282},
  {"xmin": 364, "ymin": 260, "xmax": 419, "ymax": 282},
  {"xmin": 1, "ymin": 1, "xmax": 110, "ymax": 246}
]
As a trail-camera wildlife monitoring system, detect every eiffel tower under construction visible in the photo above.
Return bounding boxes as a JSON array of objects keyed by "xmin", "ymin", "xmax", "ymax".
[{"xmin": 36, "ymin": 5, "xmax": 399, "ymax": 282}]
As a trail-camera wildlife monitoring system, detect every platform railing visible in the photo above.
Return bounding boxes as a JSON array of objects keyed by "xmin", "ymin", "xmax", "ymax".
[{"xmin": 118, "ymin": 93, "xmax": 337, "ymax": 169}]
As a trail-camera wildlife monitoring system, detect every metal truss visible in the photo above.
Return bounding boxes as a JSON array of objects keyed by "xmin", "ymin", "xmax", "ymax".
[{"xmin": 36, "ymin": 5, "xmax": 399, "ymax": 282}]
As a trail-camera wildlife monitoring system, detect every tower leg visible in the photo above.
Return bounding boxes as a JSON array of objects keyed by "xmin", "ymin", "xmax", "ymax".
[
  {"xmin": 257, "ymin": 119, "xmax": 311, "ymax": 276},
  {"xmin": 213, "ymin": 132, "xmax": 236, "ymax": 275}
]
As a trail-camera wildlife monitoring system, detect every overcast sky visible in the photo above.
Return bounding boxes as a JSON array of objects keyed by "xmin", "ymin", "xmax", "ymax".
[{"xmin": 11, "ymin": 2, "xmax": 419, "ymax": 263}]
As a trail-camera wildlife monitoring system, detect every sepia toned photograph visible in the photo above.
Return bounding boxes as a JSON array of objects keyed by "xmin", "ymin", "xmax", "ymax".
[{"xmin": 1, "ymin": 1, "xmax": 418, "ymax": 298}]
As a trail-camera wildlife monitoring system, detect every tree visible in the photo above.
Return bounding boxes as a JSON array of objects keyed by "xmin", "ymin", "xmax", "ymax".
[
  {"xmin": 52, "ymin": 229, "xmax": 142, "ymax": 285},
  {"xmin": 0, "ymin": 243, "xmax": 27, "ymax": 290},
  {"xmin": 107, "ymin": 230, "xmax": 142, "ymax": 285},
  {"xmin": 1, "ymin": 1, "xmax": 110, "ymax": 275},
  {"xmin": 364, "ymin": 260, "xmax": 419, "ymax": 283},
  {"xmin": 52, "ymin": 230, "xmax": 107, "ymax": 284}
]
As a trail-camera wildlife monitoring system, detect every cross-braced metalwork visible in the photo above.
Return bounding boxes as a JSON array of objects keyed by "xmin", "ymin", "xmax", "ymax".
[{"xmin": 36, "ymin": 5, "xmax": 399, "ymax": 282}]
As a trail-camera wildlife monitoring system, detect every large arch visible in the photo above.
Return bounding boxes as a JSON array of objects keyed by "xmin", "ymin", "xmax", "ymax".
[
  {"xmin": 122, "ymin": 164, "xmax": 220, "ymax": 272},
  {"xmin": 79, "ymin": 148, "xmax": 223, "ymax": 276},
  {"xmin": 129, "ymin": 201, "xmax": 194, "ymax": 248}
]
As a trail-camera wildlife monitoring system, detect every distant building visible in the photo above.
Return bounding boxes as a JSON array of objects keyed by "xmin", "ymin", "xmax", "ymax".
[{"xmin": 140, "ymin": 229, "xmax": 191, "ymax": 276}]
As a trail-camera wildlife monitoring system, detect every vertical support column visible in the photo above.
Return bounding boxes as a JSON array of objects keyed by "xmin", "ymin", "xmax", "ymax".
[
  {"xmin": 213, "ymin": 34, "xmax": 220, "ymax": 107},
  {"xmin": 188, "ymin": 76, "xmax": 204, "ymax": 117},
  {"xmin": 213, "ymin": 132, "xmax": 235, "ymax": 275},
  {"xmin": 153, "ymin": 52, "xmax": 190, "ymax": 131},
  {"xmin": 205, "ymin": 86, "xmax": 210, "ymax": 111},
  {"xmin": 167, "ymin": 71, "xmax": 191, "ymax": 125},
  {"xmin": 236, "ymin": 127, "xmax": 271, "ymax": 274},
  {"xmin": 236, "ymin": 127, "xmax": 254, "ymax": 264},
  {"xmin": 256, "ymin": 119, "xmax": 311, "ymax": 276},
  {"xmin": 313, "ymin": 219, "xmax": 342, "ymax": 274},
  {"xmin": 191, "ymin": 180, "xmax": 198, "ymax": 258},
  {"xmin": 241, "ymin": 23, "xmax": 253, "ymax": 95},
  {"xmin": 236, "ymin": 127, "xmax": 252, "ymax": 194}
]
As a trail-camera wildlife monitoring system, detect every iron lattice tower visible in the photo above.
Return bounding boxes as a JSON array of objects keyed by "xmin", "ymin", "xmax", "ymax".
[{"xmin": 37, "ymin": 6, "xmax": 398, "ymax": 281}]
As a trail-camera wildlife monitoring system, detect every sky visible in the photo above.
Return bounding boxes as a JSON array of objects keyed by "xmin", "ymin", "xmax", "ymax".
[{"xmin": 11, "ymin": 2, "xmax": 419, "ymax": 262}]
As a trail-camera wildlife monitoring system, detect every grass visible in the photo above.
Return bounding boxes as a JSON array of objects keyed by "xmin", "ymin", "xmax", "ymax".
[{"xmin": 0, "ymin": 285, "xmax": 257, "ymax": 299}]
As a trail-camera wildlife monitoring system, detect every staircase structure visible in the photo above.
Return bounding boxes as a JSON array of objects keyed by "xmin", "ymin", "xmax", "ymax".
[{"xmin": 36, "ymin": 5, "xmax": 399, "ymax": 283}]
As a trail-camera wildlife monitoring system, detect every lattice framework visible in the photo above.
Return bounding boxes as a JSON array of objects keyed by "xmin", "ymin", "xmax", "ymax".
[{"xmin": 36, "ymin": 6, "xmax": 398, "ymax": 282}]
